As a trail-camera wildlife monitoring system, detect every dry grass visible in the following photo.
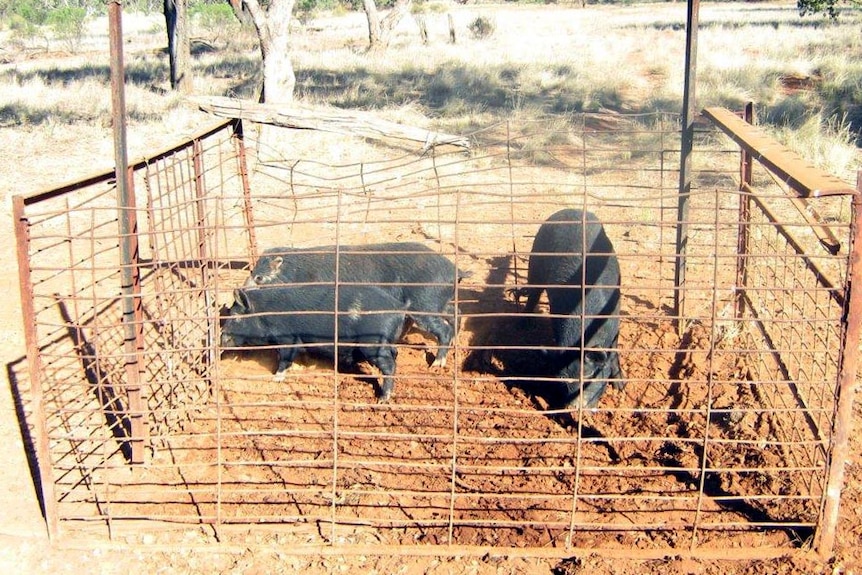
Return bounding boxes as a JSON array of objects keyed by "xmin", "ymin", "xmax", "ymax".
[{"xmin": 0, "ymin": 1, "xmax": 860, "ymax": 196}]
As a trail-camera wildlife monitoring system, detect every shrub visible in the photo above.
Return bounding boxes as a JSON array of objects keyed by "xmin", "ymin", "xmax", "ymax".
[
  {"xmin": 468, "ymin": 15, "xmax": 495, "ymax": 39},
  {"xmin": 46, "ymin": 7, "xmax": 87, "ymax": 53},
  {"xmin": 190, "ymin": 2, "xmax": 240, "ymax": 43}
]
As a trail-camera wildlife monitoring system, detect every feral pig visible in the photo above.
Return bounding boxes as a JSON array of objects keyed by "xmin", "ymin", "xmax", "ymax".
[
  {"xmin": 515, "ymin": 208, "xmax": 624, "ymax": 409},
  {"xmin": 244, "ymin": 242, "xmax": 469, "ymax": 369},
  {"xmin": 220, "ymin": 284, "xmax": 409, "ymax": 402}
]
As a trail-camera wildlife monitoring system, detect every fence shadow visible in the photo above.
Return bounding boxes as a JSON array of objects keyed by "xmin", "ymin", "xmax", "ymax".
[
  {"xmin": 54, "ymin": 296, "xmax": 134, "ymax": 462},
  {"xmin": 5, "ymin": 355, "xmax": 46, "ymax": 522}
]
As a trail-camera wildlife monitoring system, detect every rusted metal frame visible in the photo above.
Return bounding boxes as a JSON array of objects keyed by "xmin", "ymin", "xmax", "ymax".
[
  {"xmin": 702, "ymin": 107, "xmax": 856, "ymax": 199},
  {"xmin": 689, "ymin": 187, "xmax": 723, "ymax": 550},
  {"xmin": 660, "ymin": 114, "xmax": 669, "ymax": 268},
  {"xmin": 16, "ymin": 120, "xmax": 235, "ymax": 211},
  {"xmin": 747, "ymin": 190, "xmax": 845, "ymax": 309},
  {"xmin": 567, "ymin": 200, "xmax": 589, "ymax": 548},
  {"xmin": 109, "ymin": 0, "xmax": 146, "ymax": 465},
  {"xmin": 505, "ymin": 120, "xmax": 521, "ymax": 294},
  {"xmin": 740, "ymin": 205, "xmax": 837, "ymax": 454},
  {"xmin": 20, "ymin": 172, "xmax": 117, "ymax": 207},
  {"xmin": 772, "ymin": 177, "xmax": 842, "ymax": 256},
  {"xmin": 139, "ymin": 120, "xmax": 236, "ymax": 168},
  {"xmin": 142, "ymin": 162, "xmax": 172, "ymax": 327},
  {"xmin": 674, "ymin": 0, "xmax": 699, "ymax": 337},
  {"xmin": 50, "ymin": 534, "xmax": 818, "ymax": 561},
  {"xmin": 737, "ymin": 288, "xmax": 829, "ymax": 467},
  {"xmin": 191, "ymin": 137, "xmax": 215, "ymax": 375},
  {"xmin": 125, "ymin": 162, "xmax": 147, "ymax": 466},
  {"xmin": 245, "ymin": 514, "xmax": 814, "ymax": 533},
  {"xmin": 231, "ymin": 119, "xmax": 258, "ymax": 266},
  {"xmin": 12, "ymin": 195, "xmax": 59, "ymax": 539},
  {"xmin": 64, "ymin": 205, "xmax": 120, "ymax": 536},
  {"xmin": 451, "ymin": 164, "xmax": 466, "ymax": 549},
  {"xmin": 815, "ymin": 172, "xmax": 862, "ymax": 558},
  {"xmin": 329, "ymin": 191, "xmax": 344, "ymax": 545},
  {"xmin": 737, "ymin": 247, "xmax": 822, "ymax": 455},
  {"xmin": 735, "ymin": 103, "xmax": 754, "ymax": 319}
]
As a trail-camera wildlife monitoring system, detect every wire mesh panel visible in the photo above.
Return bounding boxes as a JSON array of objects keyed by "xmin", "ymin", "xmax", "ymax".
[
  {"xmin": 13, "ymin": 113, "xmax": 859, "ymax": 557},
  {"xmin": 14, "ymin": 119, "xmax": 251, "ymax": 532}
]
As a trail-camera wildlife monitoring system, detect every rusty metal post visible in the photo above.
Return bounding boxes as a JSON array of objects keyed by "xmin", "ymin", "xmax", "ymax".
[
  {"xmin": 232, "ymin": 119, "xmax": 258, "ymax": 265},
  {"xmin": 816, "ymin": 171, "xmax": 862, "ymax": 558},
  {"xmin": 192, "ymin": 138, "xmax": 209, "ymax": 266},
  {"xmin": 674, "ymin": 0, "xmax": 700, "ymax": 335},
  {"xmin": 109, "ymin": 1, "xmax": 146, "ymax": 464},
  {"xmin": 735, "ymin": 103, "xmax": 754, "ymax": 318},
  {"xmin": 13, "ymin": 196, "xmax": 59, "ymax": 539}
]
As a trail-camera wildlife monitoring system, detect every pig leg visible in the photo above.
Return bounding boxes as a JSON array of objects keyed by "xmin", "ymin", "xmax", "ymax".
[
  {"xmin": 522, "ymin": 287, "xmax": 543, "ymax": 313},
  {"xmin": 410, "ymin": 314, "xmax": 454, "ymax": 368},
  {"xmin": 564, "ymin": 380, "xmax": 607, "ymax": 411},
  {"xmin": 273, "ymin": 342, "xmax": 300, "ymax": 382},
  {"xmin": 363, "ymin": 343, "xmax": 398, "ymax": 402},
  {"xmin": 507, "ymin": 286, "xmax": 543, "ymax": 313}
]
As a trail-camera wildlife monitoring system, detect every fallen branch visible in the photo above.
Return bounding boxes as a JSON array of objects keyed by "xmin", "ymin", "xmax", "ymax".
[{"xmin": 192, "ymin": 95, "xmax": 470, "ymax": 153}]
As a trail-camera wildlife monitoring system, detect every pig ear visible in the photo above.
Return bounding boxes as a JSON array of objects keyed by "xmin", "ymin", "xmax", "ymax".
[
  {"xmin": 269, "ymin": 256, "xmax": 283, "ymax": 273},
  {"xmin": 233, "ymin": 289, "xmax": 251, "ymax": 311}
]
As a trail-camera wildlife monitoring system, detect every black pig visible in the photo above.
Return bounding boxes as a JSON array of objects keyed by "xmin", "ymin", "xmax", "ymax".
[
  {"xmin": 244, "ymin": 242, "xmax": 468, "ymax": 369},
  {"xmin": 515, "ymin": 208, "xmax": 624, "ymax": 409},
  {"xmin": 221, "ymin": 284, "xmax": 409, "ymax": 401}
]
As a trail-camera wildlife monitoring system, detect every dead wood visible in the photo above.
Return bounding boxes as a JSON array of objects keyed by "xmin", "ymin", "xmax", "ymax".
[{"xmin": 193, "ymin": 95, "xmax": 470, "ymax": 153}]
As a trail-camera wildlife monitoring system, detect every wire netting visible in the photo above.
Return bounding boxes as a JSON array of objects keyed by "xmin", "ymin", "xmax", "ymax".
[{"xmin": 12, "ymin": 114, "xmax": 858, "ymax": 556}]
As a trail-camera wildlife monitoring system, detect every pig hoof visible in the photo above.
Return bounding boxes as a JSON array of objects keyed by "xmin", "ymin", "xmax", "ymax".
[
  {"xmin": 273, "ymin": 372, "xmax": 287, "ymax": 383},
  {"xmin": 564, "ymin": 393, "xmax": 597, "ymax": 412},
  {"xmin": 377, "ymin": 393, "xmax": 392, "ymax": 404},
  {"xmin": 430, "ymin": 356, "xmax": 447, "ymax": 369}
]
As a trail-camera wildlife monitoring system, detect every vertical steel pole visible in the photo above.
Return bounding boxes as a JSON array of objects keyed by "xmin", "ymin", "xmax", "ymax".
[
  {"xmin": 109, "ymin": 1, "xmax": 146, "ymax": 464},
  {"xmin": 735, "ymin": 103, "xmax": 754, "ymax": 318},
  {"xmin": 674, "ymin": 0, "xmax": 700, "ymax": 335},
  {"xmin": 816, "ymin": 172, "xmax": 862, "ymax": 558},
  {"xmin": 193, "ymin": 139, "xmax": 208, "ymax": 265},
  {"xmin": 233, "ymin": 120, "xmax": 258, "ymax": 265}
]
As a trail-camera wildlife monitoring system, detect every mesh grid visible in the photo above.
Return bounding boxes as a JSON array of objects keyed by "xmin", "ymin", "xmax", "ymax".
[{"xmin": 12, "ymin": 114, "xmax": 858, "ymax": 555}]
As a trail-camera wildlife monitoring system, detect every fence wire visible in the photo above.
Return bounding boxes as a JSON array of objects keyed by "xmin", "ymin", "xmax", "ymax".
[{"xmin": 12, "ymin": 114, "xmax": 859, "ymax": 557}]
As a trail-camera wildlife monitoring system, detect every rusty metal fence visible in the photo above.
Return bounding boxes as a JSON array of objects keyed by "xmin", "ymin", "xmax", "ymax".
[{"xmin": 12, "ymin": 111, "xmax": 860, "ymax": 558}]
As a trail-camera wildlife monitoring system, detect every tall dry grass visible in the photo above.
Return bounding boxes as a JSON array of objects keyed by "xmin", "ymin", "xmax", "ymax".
[{"xmin": 0, "ymin": 2, "xmax": 859, "ymax": 196}]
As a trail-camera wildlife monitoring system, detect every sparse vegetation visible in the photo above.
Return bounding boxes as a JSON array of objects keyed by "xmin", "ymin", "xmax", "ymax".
[
  {"xmin": 46, "ymin": 6, "xmax": 87, "ymax": 52},
  {"xmin": 189, "ymin": 2, "xmax": 241, "ymax": 45},
  {"xmin": 0, "ymin": 3, "xmax": 859, "ymax": 185},
  {"xmin": 467, "ymin": 14, "xmax": 495, "ymax": 39}
]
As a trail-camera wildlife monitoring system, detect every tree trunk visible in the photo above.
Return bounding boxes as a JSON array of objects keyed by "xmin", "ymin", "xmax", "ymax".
[
  {"xmin": 363, "ymin": 0, "xmax": 382, "ymax": 48},
  {"xmin": 234, "ymin": 0, "xmax": 297, "ymax": 104},
  {"xmin": 164, "ymin": 0, "xmax": 192, "ymax": 93},
  {"xmin": 416, "ymin": 13, "xmax": 428, "ymax": 45},
  {"xmin": 448, "ymin": 13, "xmax": 456, "ymax": 44},
  {"xmin": 193, "ymin": 95, "xmax": 472, "ymax": 152},
  {"xmin": 378, "ymin": 0, "xmax": 411, "ymax": 47},
  {"xmin": 363, "ymin": 0, "xmax": 411, "ymax": 50}
]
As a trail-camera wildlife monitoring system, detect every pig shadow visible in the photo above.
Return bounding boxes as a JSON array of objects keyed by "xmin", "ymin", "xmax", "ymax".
[
  {"xmin": 460, "ymin": 255, "xmax": 619, "ymax": 461},
  {"xmin": 5, "ymin": 356, "xmax": 47, "ymax": 521}
]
